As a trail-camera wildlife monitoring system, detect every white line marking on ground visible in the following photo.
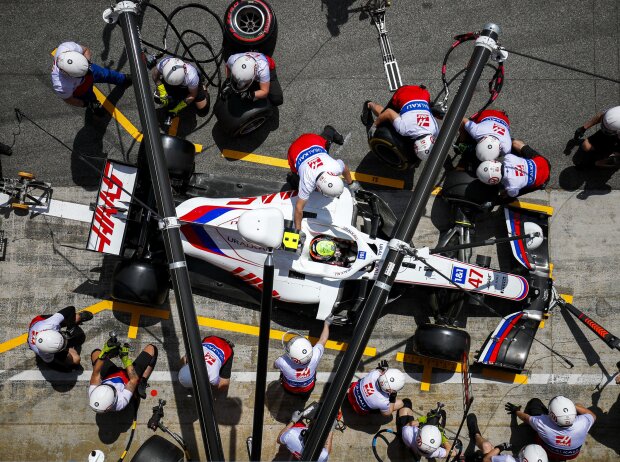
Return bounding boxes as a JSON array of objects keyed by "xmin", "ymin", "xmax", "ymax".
[{"xmin": 332, "ymin": 132, "xmax": 352, "ymax": 157}]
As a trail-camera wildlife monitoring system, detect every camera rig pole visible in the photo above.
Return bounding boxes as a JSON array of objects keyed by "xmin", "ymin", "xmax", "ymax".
[
  {"xmin": 105, "ymin": 2, "xmax": 224, "ymax": 460},
  {"xmin": 301, "ymin": 23, "xmax": 501, "ymax": 460}
]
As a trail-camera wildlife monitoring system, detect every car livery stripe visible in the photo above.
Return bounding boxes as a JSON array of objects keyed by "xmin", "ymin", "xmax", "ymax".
[
  {"xmin": 508, "ymin": 210, "xmax": 532, "ymax": 270},
  {"xmin": 180, "ymin": 206, "xmax": 237, "ymax": 225},
  {"xmin": 483, "ymin": 312, "xmax": 524, "ymax": 363},
  {"xmin": 180, "ymin": 224, "xmax": 225, "ymax": 256}
]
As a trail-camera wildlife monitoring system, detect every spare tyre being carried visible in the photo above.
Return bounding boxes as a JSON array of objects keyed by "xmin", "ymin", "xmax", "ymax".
[
  {"xmin": 368, "ymin": 124, "xmax": 418, "ymax": 171},
  {"xmin": 214, "ymin": 93, "xmax": 273, "ymax": 136},
  {"xmin": 224, "ymin": 0, "xmax": 277, "ymax": 48}
]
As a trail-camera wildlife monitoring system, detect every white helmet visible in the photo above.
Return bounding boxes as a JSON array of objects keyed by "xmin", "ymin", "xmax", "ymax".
[
  {"xmin": 377, "ymin": 368, "xmax": 405, "ymax": 393},
  {"xmin": 549, "ymin": 396, "xmax": 576, "ymax": 427},
  {"xmin": 285, "ymin": 336, "xmax": 313, "ymax": 365},
  {"xmin": 316, "ymin": 172, "xmax": 344, "ymax": 198},
  {"xmin": 476, "ymin": 160, "xmax": 503, "ymax": 185},
  {"xmin": 57, "ymin": 51, "xmax": 89, "ymax": 78},
  {"xmin": 162, "ymin": 58, "xmax": 186, "ymax": 86},
  {"xmin": 416, "ymin": 425, "xmax": 442, "ymax": 455},
  {"xmin": 476, "ymin": 135, "xmax": 501, "ymax": 161},
  {"xmin": 414, "ymin": 134, "xmax": 435, "ymax": 161},
  {"xmin": 178, "ymin": 364, "xmax": 192, "ymax": 388},
  {"xmin": 602, "ymin": 106, "xmax": 620, "ymax": 136},
  {"xmin": 35, "ymin": 330, "xmax": 66, "ymax": 354},
  {"xmin": 518, "ymin": 444, "xmax": 548, "ymax": 462},
  {"xmin": 231, "ymin": 55, "xmax": 257, "ymax": 93},
  {"xmin": 89, "ymin": 384, "xmax": 118, "ymax": 413}
]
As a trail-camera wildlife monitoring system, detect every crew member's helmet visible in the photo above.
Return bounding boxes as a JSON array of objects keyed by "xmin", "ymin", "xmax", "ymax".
[
  {"xmin": 377, "ymin": 368, "xmax": 406, "ymax": 393},
  {"xmin": 178, "ymin": 363, "xmax": 192, "ymax": 388},
  {"xmin": 231, "ymin": 55, "xmax": 257, "ymax": 93},
  {"xmin": 162, "ymin": 58, "xmax": 186, "ymax": 86},
  {"xmin": 316, "ymin": 172, "xmax": 344, "ymax": 198},
  {"xmin": 414, "ymin": 134, "xmax": 435, "ymax": 161},
  {"xmin": 549, "ymin": 396, "xmax": 577, "ymax": 427},
  {"xmin": 602, "ymin": 106, "xmax": 620, "ymax": 136},
  {"xmin": 285, "ymin": 336, "xmax": 313, "ymax": 365},
  {"xmin": 416, "ymin": 425, "xmax": 442, "ymax": 455},
  {"xmin": 518, "ymin": 444, "xmax": 548, "ymax": 462},
  {"xmin": 57, "ymin": 51, "xmax": 89, "ymax": 78},
  {"xmin": 476, "ymin": 160, "xmax": 503, "ymax": 185},
  {"xmin": 476, "ymin": 135, "xmax": 501, "ymax": 161},
  {"xmin": 89, "ymin": 384, "xmax": 118, "ymax": 413},
  {"xmin": 35, "ymin": 330, "xmax": 67, "ymax": 354}
]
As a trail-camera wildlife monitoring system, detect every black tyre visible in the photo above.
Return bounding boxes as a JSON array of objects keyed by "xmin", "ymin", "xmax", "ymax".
[
  {"xmin": 138, "ymin": 134, "xmax": 195, "ymax": 186},
  {"xmin": 214, "ymin": 94, "xmax": 273, "ymax": 136},
  {"xmin": 224, "ymin": 0, "xmax": 277, "ymax": 48},
  {"xmin": 441, "ymin": 170, "xmax": 499, "ymax": 206},
  {"xmin": 111, "ymin": 260, "xmax": 170, "ymax": 306},
  {"xmin": 413, "ymin": 323, "xmax": 470, "ymax": 363},
  {"xmin": 130, "ymin": 435, "xmax": 184, "ymax": 462},
  {"xmin": 368, "ymin": 125, "xmax": 415, "ymax": 170}
]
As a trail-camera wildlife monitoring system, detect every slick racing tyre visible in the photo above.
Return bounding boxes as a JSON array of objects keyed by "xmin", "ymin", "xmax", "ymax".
[
  {"xmin": 214, "ymin": 94, "xmax": 273, "ymax": 136},
  {"xmin": 111, "ymin": 260, "xmax": 170, "ymax": 306},
  {"xmin": 224, "ymin": 0, "xmax": 277, "ymax": 48},
  {"xmin": 413, "ymin": 323, "xmax": 470, "ymax": 363},
  {"xmin": 441, "ymin": 169, "xmax": 499, "ymax": 207},
  {"xmin": 130, "ymin": 435, "xmax": 184, "ymax": 462},
  {"xmin": 368, "ymin": 125, "xmax": 415, "ymax": 170},
  {"xmin": 139, "ymin": 135, "xmax": 195, "ymax": 188}
]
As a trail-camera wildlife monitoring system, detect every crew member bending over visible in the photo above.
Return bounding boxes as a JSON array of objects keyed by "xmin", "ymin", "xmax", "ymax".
[
  {"xmin": 178, "ymin": 335, "xmax": 235, "ymax": 393},
  {"xmin": 225, "ymin": 51, "xmax": 283, "ymax": 106},
  {"xmin": 460, "ymin": 109, "xmax": 513, "ymax": 161},
  {"xmin": 347, "ymin": 360, "xmax": 405, "ymax": 416}
]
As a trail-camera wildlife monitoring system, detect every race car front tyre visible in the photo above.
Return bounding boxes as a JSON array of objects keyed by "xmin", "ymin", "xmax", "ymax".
[
  {"xmin": 412, "ymin": 323, "xmax": 471, "ymax": 363},
  {"xmin": 368, "ymin": 125, "xmax": 414, "ymax": 171},
  {"xmin": 130, "ymin": 435, "xmax": 184, "ymax": 462},
  {"xmin": 224, "ymin": 0, "xmax": 277, "ymax": 48},
  {"xmin": 214, "ymin": 94, "xmax": 273, "ymax": 136},
  {"xmin": 111, "ymin": 260, "xmax": 170, "ymax": 306}
]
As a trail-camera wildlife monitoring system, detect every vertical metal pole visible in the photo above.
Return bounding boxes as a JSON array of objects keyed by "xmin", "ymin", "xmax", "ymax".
[
  {"xmin": 114, "ymin": 5, "xmax": 225, "ymax": 460},
  {"xmin": 301, "ymin": 23, "xmax": 501, "ymax": 460},
  {"xmin": 249, "ymin": 251, "xmax": 275, "ymax": 461}
]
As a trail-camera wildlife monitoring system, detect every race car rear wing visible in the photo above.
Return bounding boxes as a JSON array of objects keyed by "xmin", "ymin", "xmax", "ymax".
[{"xmin": 86, "ymin": 160, "xmax": 138, "ymax": 256}]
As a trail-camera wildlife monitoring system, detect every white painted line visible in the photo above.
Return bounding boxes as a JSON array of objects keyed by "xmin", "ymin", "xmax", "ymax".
[
  {"xmin": 32, "ymin": 199, "xmax": 93, "ymax": 223},
  {"xmin": 331, "ymin": 131, "xmax": 352, "ymax": 157}
]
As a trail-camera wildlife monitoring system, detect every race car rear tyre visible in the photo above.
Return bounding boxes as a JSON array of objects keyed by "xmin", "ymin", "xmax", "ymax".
[
  {"xmin": 441, "ymin": 170, "xmax": 499, "ymax": 206},
  {"xmin": 160, "ymin": 135, "xmax": 196, "ymax": 186},
  {"xmin": 111, "ymin": 260, "xmax": 170, "ymax": 306},
  {"xmin": 413, "ymin": 323, "xmax": 470, "ymax": 363},
  {"xmin": 368, "ymin": 125, "xmax": 414, "ymax": 170},
  {"xmin": 214, "ymin": 94, "xmax": 273, "ymax": 136},
  {"xmin": 224, "ymin": 0, "xmax": 277, "ymax": 48},
  {"xmin": 130, "ymin": 435, "xmax": 184, "ymax": 462}
]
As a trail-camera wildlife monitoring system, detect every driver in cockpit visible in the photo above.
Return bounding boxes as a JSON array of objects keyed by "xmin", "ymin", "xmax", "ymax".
[{"xmin": 309, "ymin": 236, "xmax": 354, "ymax": 267}]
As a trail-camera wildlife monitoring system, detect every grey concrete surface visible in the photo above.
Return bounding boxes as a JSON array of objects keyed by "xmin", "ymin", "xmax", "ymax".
[{"xmin": 0, "ymin": 1, "xmax": 619, "ymax": 461}]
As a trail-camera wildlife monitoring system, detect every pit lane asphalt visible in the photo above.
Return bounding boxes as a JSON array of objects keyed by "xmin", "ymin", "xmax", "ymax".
[{"xmin": 0, "ymin": 1, "xmax": 619, "ymax": 461}]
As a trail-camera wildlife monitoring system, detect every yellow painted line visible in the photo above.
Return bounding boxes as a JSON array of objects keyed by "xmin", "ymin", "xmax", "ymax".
[
  {"xmin": 549, "ymin": 263, "xmax": 554, "ymax": 279},
  {"xmin": 128, "ymin": 311, "xmax": 141, "ymax": 339},
  {"xmin": 509, "ymin": 200, "xmax": 554, "ymax": 216},
  {"xmin": 350, "ymin": 172, "xmax": 404, "ymax": 189},
  {"xmin": 431, "ymin": 186, "xmax": 442, "ymax": 195},
  {"xmin": 481, "ymin": 368, "xmax": 528, "ymax": 384},
  {"xmin": 396, "ymin": 352, "xmax": 462, "ymax": 372},
  {"xmin": 561, "ymin": 294, "xmax": 574, "ymax": 304},
  {"xmin": 197, "ymin": 315, "xmax": 376, "ymax": 357},
  {"xmin": 420, "ymin": 366, "xmax": 432, "ymax": 392},
  {"xmin": 93, "ymin": 87, "xmax": 144, "ymax": 142},
  {"xmin": 0, "ymin": 334, "xmax": 28, "ymax": 354}
]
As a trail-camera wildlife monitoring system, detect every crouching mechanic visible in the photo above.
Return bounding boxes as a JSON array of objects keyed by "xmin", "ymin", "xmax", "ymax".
[
  {"xmin": 89, "ymin": 340, "xmax": 157, "ymax": 413},
  {"xmin": 363, "ymin": 84, "xmax": 439, "ymax": 162},
  {"xmin": 287, "ymin": 128, "xmax": 358, "ymax": 230},
  {"xmin": 460, "ymin": 109, "xmax": 513, "ymax": 161},
  {"xmin": 347, "ymin": 360, "xmax": 405, "ymax": 416},
  {"xmin": 225, "ymin": 51, "xmax": 283, "ymax": 106},
  {"xmin": 572, "ymin": 105, "xmax": 620, "ymax": 167},
  {"xmin": 505, "ymin": 396, "xmax": 596, "ymax": 460},
  {"xmin": 152, "ymin": 56, "xmax": 210, "ymax": 119},
  {"xmin": 476, "ymin": 139, "xmax": 551, "ymax": 199},
  {"xmin": 28, "ymin": 306, "xmax": 93, "ymax": 370},
  {"xmin": 177, "ymin": 335, "xmax": 235, "ymax": 393},
  {"xmin": 274, "ymin": 319, "xmax": 331, "ymax": 396},
  {"xmin": 467, "ymin": 412, "xmax": 547, "ymax": 462},
  {"xmin": 277, "ymin": 405, "xmax": 339, "ymax": 461},
  {"xmin": 52, "ymin": 41, "xmax": 131, "ymax": 111}
]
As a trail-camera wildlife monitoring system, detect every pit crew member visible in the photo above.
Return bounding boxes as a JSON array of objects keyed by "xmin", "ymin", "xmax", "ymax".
[
  {"xmin": 274, "ymin": 319, "xmax": 331, "ymax": 396},
  {"xmin": 225, "ymin": 51, "xmax": 283, "ymax": 106},
  {"xmin": 347, "ymin": 360, "xmax": 405, "ymax": 416},
  {"xmin": 505, "ymin": 396, "xmax": 596, "ymax": 460},
  {"xmin": 460, "ymin": 109, "xmax": 513, "ymax": 161},
  {"xmin": 52, "ymin": 41, "xmax": 131, "ymax": 112},
  {"xmin": 277, "ymin": 406, "xmax": 338, "ymax": 461},
  {"xmin": 152, "ymin": 56, "xmax": 210, "ymax": 118},
  {"xmin": 177, "ymin": 335, "xmax": 235, "ymax": 393},
  {"xmin": 89, "ymin": 340, "xmax": 157, "ymax": 413},
  {"xmin": 476, "ymin": 139, "xmax": 551, "ymax": 198},
  {"xmin": 572, "ymin": 105, "xmax": 620, "ymax": 167},
  {"xmin": 362, "ymin": 84, "xmax": 439, "ymax": 162},
  {"xmin": 467, "ymin": 412, "xmax": 548, "ymax": 462},
  {"xmin": 28, "ymin": 305, "xmax": 93, "ymax": 370}
]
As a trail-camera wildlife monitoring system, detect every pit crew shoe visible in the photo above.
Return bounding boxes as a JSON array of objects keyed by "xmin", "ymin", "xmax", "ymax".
[
  {"xmin": 467, "ymin": 413, "xmax": 481, "ymax": 438},
  {"xmin": 138, "ymin": 378, "xmax": 149, "ymax": 400},
  {"xmin": 361, "ymin": 100, "xmax": 373, "ymax": 127},
  {"xmin": 79, "ymin": 311, "xmax": 94, "ymax": 323},
  {"xmin": 321, "ymin": 125, "xmax": 344, "ymax": 145}
]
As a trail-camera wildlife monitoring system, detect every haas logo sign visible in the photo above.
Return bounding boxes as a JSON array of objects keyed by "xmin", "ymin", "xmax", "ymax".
[
  {"xmin": 363, "ymin": 382, "xmax": 375, "ymax": 397},
  {"xmin": 555, "ymin": 435, "xmax": 572, "ymax": 447},
  {"xmin": 417, "ymin": 114, "xmax": 430, "ymax": 127},
  {"xmin": 296, "ymin": 368, "xmax": 311, "ymax": 379},
  {"xmin": 492, "ymin": 123, "xmax": 506, "ymax": 136}
]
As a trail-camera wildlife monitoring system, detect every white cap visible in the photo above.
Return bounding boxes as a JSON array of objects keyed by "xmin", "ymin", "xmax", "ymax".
[
  {"xmin": 286, "ymin": 336, "xmax": 313, "ymax": 365},
  {"xmin": 231, "ymin": 55, "xmax": 257, "ymax": 93},
  {"xmin": 476, "ymin": 160, "xmax": 503, "ymax": 185},
  {"xmin": 35, "ymin": 330, "xmax": 66, "ymax": 354},
  {"xmin": 377, "ymin": 368, "xmax": 405, "ymax": 393},
  {"xmin": 89, "ymin": 384, "xmax": 117, "ymax": 413},
  {"xmin": 549, "ymin": 396, "xmax": 576, "ymax": 427},
  {"xmin": 417, "ymin": 425, "xmax": 442, "ymax": 454},
  {"xmin": 57, "ymin": 51, "xmax": 89, "ymax": 78},
  {"xmin": 162, "ymin": 58, "xmax": 186, "ymax": 86},
  {"xmin": 476, "ymin": 135, "xmax": 501, "ymax": 161},
  {"xmin": 316, "ymin": 172, "xmax": 344, "ymax": 198},
  {"xmin": 518, "ymin": 444, "xmax": 548, "ymax": 462}
]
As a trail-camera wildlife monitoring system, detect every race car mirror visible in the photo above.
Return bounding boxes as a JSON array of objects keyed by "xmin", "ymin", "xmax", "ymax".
[{"xmin": 237, "ymin": 207, "xmax": 284, "ymax": 249}]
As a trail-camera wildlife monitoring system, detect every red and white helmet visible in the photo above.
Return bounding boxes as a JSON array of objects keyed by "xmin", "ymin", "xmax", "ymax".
[
  {"xmin": 476, "ymin": 160, "xmax": 503, "ymax": 185},
  {"xmin": 231, "ymin": 55, "xmax": 257, "ymax": 93},
  {"xmin": 549, "ymin": 396, "xmax": 576, "ymax": 427},
  {"xmin": 416, "ymin": 425, "xmax": 442, "ymax": 455},
  {"xmin": 316, "ymin": 172, "xmax": 344, "ymax": 198},
  {"xmin": 377, "ymin": 368, "xmax": 405, "ymax": 393},
  {"xmin": 162, "ymin": 58, "xmax": 186, "ymax": 86},
  {"xmin": 476, "ymin": 135, "xmax": 501, "ymax": 161},
  {"xmin": 89, "ymin": 384, "xmax": 118, "ymax": 413},
  {"xmin": 602, "ymin": 106, "xmax": 620, "ymax": 136},
  {"xmin": 35, "ymin": 330, "xmax": 67, "ymax": 354},
  {"xmin": 57, "ymin": 51, "xmax": 89, "ymax": 78},
  {"xmin": 414, "ymin": 134, "xmax": 435, "ymax": 161},
  {"xmin": 285, "ymin": 336, "xmax": 313, "ymax": 365},
  {"xmin": 518, "ymin": 444, "xmax": 548, "ymax": 462}
]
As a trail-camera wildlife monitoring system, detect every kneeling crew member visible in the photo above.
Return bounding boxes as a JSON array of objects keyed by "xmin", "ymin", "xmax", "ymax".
[
  {"xmin": 89, "ymin": 341, "xmax": 157, "ymax": 413},
  {"xmin": 274, "ymin": 319, "xmax": 331, "ymax": 395},
  {"xmin": 177, "ymin": 335, "xmax": 235, "ymax": 392},
  {"xmin": 347, "ymin": 360, "xmax": 405, "ymax": 416},
  {"xmin": 460, "ymin": 109, "xmax": 513, "ymax": 161},
  {"xmin": 573, "ymin": 105, "xmax": 620, "ymax": 167},
  {"xmin": 505, "ymin": 396, "xmax": 596, "ymax": 460},
  {"xmin": 476, "ymin": 139, "xmax": 551, "ymax": 198},
  {"xmin": 277, "ymin": 407, "xmax": 337, "ymax": 461},
  {"xmin": 226, "ymin": 51, "xmax": 283, "ymax": 106},
  {"xmin": 28, "ymin": 305, "xmax": 93, "ymax": 370}
]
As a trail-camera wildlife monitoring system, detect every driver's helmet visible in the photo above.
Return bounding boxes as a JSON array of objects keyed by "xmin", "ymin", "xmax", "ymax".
[{"xmin": 309, "ymin": 236, "xmax": 337, "ymax": 262}]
